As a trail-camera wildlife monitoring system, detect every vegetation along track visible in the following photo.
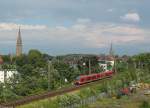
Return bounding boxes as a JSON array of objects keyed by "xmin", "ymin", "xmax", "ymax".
[{"xmin": 0, "ymin": 76, "xmax": 112, "ymax": 108}]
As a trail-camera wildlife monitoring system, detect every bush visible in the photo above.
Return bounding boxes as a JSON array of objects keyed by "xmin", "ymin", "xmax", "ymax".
[
  {"xmin": 140, "ymin": 101, "xmax": 150, "ymax": 108},
  {"xmin": 57, "ymin": 94, "xmax": 81, "ymax": 107}
]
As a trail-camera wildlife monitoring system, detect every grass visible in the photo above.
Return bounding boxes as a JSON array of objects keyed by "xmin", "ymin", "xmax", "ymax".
[
  {"xmin": 86, "ymin": 98, "xmax": 138, "ymax": 108},
  {"xmin": 17, "ymin": 98, "xmax": 58, "ymax": 108},
  {"xmin": 86, "ymin": 92, "xmax": 150, "ymax": 108}
]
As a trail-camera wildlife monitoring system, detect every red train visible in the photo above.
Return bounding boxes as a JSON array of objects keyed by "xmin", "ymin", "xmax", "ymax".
[{"xmin": 74, "ymin": 70, "xmax": 114, "ymax": 85}]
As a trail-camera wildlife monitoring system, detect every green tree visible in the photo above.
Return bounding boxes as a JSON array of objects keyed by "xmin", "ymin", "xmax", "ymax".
[{"xmin": 28, "ymin": 49, "xmax": 46, "ymax": 67}]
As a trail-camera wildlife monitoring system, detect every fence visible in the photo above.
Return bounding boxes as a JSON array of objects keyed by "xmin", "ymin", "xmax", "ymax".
[{"xmin": 60, "ymin": 92, "xmax": 108, "ymax": 108}]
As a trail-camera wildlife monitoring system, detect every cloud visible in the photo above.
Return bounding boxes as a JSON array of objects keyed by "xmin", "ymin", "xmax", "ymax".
[
  {"xmin": 120, "ymin": 12, "xmax": 140, "ymax": 22},
  {"xmin": 0, "ymin": 23, "xmax": 47, "ymax": 30},
  {"xmin": 0, "ymin": 21, "xmax": 148, "ymax": 54},
  {"xmin": 107, "ymin": 8, "xmax": 114, "ymax": 12},
  {"xmin": 76, "ymin": 18, "xmax": 91, "ymax": 23},
  {"xmin": 27, "ymin": 22, "xmax": 146, "ymax": 48},
  {"xmin": 81, "ymin": 24, "xmax": 146, "ymax": 48}
]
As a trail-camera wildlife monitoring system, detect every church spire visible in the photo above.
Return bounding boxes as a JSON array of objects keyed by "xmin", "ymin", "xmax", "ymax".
[
  {"xmin": 16, "ymin": 27, "xmax": 22, "ymax": 56},
  {"xmin": 109, "ymin": 42, "xmax": 114, "ymax": 56}
]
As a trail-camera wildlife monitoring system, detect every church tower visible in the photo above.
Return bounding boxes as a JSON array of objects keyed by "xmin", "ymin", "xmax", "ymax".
[
  {"xmin": 109, "ymin": 42, "xmax": 114, "ymax": 56},
  {"xmin": 16, "ymin": 27, "xmax": 22, "ymax": 57}
]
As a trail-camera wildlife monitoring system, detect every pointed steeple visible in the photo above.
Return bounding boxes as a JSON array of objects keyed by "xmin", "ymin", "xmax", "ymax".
[
  {"xmin": 109, "ymin": 42, "xmax": 114, "ymax": 56},
  {"xmin": 16, "ymin": 27, "xmax": 22, "ymax": 56},
  {"xmin": 17, "ymin": 27, "xmax": 22, "ymax": 44}
]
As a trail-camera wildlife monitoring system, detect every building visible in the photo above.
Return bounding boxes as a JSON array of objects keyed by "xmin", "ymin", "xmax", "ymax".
[
  {"xmin": 97, "ymin": 55, "xmax": 115, "ymax": 71},
  {"xmin": 0, "ymin": 55, "xmax": 3, "ymax": 69},
  {"xmin": 97, "ymin": 43, "xmax": 115, "ymax": 71},
  {"xmin": 0, "ymin": 28, "xmax": 21, "ymax": 83},
  {"xmin": 0, "ymin": 55, "xmax": 3, "ymax": 65},
  {"xmin": 0, "ymin": 56, "xmax": 17, "ymax": 83},
  {"xmin": 0, "ymin": 70, "xmax": 17, "ymax": 83},
  {"xmin": 16, "ymin": 27, "xmax": 22, "ymax": 57}
]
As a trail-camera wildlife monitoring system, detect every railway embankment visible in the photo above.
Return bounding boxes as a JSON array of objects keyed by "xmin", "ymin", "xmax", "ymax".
[{"xmin": 1, "ymin": 77, "xmax": 112, "ymax": 108}]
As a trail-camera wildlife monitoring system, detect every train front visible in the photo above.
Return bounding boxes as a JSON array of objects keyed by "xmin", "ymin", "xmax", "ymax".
[{"xmin": 74, "ymin": 76, "xmax": 81, "ymax": 85}]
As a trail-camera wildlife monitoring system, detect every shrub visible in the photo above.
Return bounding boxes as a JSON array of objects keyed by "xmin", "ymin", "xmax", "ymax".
[{"xmin": 140, "ymin": 101, "xmax": 150, "ymax": 108}]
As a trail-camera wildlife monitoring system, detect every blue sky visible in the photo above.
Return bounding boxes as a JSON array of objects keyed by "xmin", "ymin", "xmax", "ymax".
[{"xmin": 0, "ymin": 0, "xmax": 149, "ymax": 55}]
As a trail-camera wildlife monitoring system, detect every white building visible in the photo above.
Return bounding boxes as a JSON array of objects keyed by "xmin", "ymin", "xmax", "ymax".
[
  {"xmin": 0, "ymin": 70, "xmax": 17, "ymax": 83},
  {"xmin": 97, "ymin": 55, "xmax": 115, "ymax": 71},
  {"xmin": 98, "ymin": 60, "xmax": 108, "ymax": 71}
]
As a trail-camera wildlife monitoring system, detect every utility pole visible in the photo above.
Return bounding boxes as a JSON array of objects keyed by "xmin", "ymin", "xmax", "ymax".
[
  {"xmin": 2, "ymin": 65, "xmax": 7, "ymax": 102},
  {"xmin": 4, "ymin": 69, "xmax": 7, "ymax": 84},
  {"xmin": 3, "ymin": 69, "xmax": 7, "ymax": 102},
  {"xmin": 114, "ymin": 58, "xmax": 117, "ymax": 74},
  {"xmin": 89, "ymin": 59, "xmax": 91, "ymax": 74},
  {"xmin": 48, "ymin": 60, "xmax": 52, "ymax": 91}
]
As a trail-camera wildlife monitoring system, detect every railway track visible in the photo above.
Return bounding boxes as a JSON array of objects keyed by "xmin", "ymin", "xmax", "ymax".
[{"xmin": 0, "ymin": 77, "xmax": 112, "ymax": 108}]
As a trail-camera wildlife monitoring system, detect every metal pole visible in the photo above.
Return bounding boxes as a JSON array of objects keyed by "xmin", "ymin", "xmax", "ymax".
[
  {"xmin": 89, "ymin": 59, "xmax": 91, "ymax": 74},
  {"xmin": 4, "ymin": 69, "xmax": 7, "ymax": 84},
  {"xmin": 48, "ymin": 61, "xmax": 51, "ymax": 91},
  {"xmin": 3, "ymin": 68, "xmax": 7, "ymax": 102},
  {"xmin": 113, "ymin": 58, "xmax": 116, "ymax": 74}
]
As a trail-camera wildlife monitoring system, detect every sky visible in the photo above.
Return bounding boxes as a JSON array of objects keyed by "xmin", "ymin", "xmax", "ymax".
[{"xmin": 0, "ymin": 0, "xmax": 149, "ymax": 55}]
